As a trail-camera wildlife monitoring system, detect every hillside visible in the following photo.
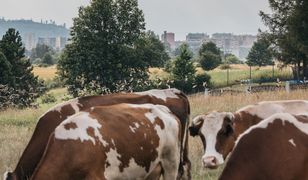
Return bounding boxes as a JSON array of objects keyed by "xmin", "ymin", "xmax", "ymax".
[{"xmin": 0, "ymin": 19, "xmax": 69, "ymax": 38}]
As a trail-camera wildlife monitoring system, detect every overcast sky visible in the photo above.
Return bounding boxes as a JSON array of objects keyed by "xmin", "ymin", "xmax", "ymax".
[{"xmin": 0, "ymin": 0, "xmax": 270, "ymax": 40}]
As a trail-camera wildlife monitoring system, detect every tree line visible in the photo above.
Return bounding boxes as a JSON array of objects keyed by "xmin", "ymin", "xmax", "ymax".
[{"xmin": 0, "ymin": 0, "xmax": 307, "ymax": 109}]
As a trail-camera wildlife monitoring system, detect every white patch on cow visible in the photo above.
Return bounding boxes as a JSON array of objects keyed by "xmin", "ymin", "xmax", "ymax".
[
  {"xmin": 236, "ymin": 100, "xmax": 308, "ymax": 119},
  {"xmin": 134, "ymin": 122, "xmax": 140, "ymax": 128},
  {"xmin": 53, "ymin": 98, "xmax": 81, "ymax": 113},
  {"xmin": 195, "ymin": 112, "xmax": 228, "ymax": 166},
  {"xmin": 55, "ymin": 112, "xmax": 108, "ymax": 146},
  {"xmin": 129, "ymin": 122, "xmax": 140, "ymax": 133},
  {"xmin": 104, "ymin": 148, "xmax": 148, "ymax": 179},
  {"xmin": 238, "ymin": 113, "xmax": 308, "ymax": 145},
  {"xmin": 288, "ymin": 139, "xmax": 296, "ymax": 147},
  {"xmin": 129, "ymin": 126, "xmax": 136, "ymax": 133},
  {"xmin": 134, "ymin": 88, "xmax": 180, "ymax": 101},
  {"xmin": 111, "ymin": 139, "xmax": 115, "ymax": 146},
  {"xmin": 128, "ymin": 103, "xmax": 181, "ymax": 178},
  {"xmin": 3, "ymin": 171, "xmax": 10, "ymax": 180}
]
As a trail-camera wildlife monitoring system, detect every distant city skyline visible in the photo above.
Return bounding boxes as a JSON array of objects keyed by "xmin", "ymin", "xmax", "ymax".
[{"xmin": 0, "ymin": 0, "xmax": 270, "ymax": 40}]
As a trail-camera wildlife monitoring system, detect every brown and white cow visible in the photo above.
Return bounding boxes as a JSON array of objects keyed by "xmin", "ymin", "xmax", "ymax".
[
  {"xmin": 189, "ymin": 100, "xmax": 308, "ymax": 168},
  {"xmin": 31, "ymin": 103, "xmax": 182, "ymax": 180},
  {"xmin": 219, "ymin": 113, "xmax": 308, "ymax": 180},
  {"xmin": 5, "ymin": 89, "xmax": 191, "ymax": 180}
]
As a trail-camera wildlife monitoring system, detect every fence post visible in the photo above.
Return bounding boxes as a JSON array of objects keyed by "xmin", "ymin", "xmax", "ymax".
[
  {"xmin": 285, "ymin": 81, "xmax": 290, "ymax": 93},
  {"xmin": 204, "ymin": 88, "xmax": 209, "ymax": 96}
]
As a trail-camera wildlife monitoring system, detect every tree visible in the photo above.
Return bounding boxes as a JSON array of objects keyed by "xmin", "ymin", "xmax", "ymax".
[
  {"xmin": 260, "ymin": 0, "xmax": 308, "ymax": 78},
  {"xmin": 199, "ymin": 42, "xmax": 221, "ymax": 56},
  {"xmin": 0, "ymin": 28, "xmax": 44, "ymax": 108},
  {"xmin": 0, "ymin": 51, "xmax": 12, "ymax": 84},
  {"xmin": 31, "ymin": 44, "xmax": 54, "ymax": 60},
  {"xmin": 224, "ymin": 54, "xmax": 242, "ymax": 64},
  {"xmin": 42, "ymin": 53, "xmax": 54, "ymax": 65},
  {"xmin": 246, "ymin": 38, "xmax": 273, "ymax": 67},
  {"xmin": 171, "ymin": 43, "xmax": 196, "ymax": 92},
  {"xmin": 199, "ymin": 42, "xmax": 222, "ymax": 70},
  {"xmin": 134, "ymin": 31, "xmax": 169, "ymax": 67},
  {"xmin": 58, "ymin": 0, "xmax": 146, "ymax": 96}
]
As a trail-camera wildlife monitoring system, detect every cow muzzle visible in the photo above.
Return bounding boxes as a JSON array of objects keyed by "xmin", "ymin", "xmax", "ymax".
[{"xmin": 202, "ymin": 156, "xmax": 219, "ymax": 169}]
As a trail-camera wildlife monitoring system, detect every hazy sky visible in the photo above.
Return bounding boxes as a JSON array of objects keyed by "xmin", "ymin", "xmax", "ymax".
[{"xmin": 0, "ymin": 0, "xmax": 270, "ymax": 40}]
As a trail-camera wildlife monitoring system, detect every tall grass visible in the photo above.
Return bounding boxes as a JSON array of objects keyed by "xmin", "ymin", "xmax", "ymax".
[
  {"xmin": 1, "ymin": 89, "xmax": 308, "ymax": 179},
  {"xmin": 32, "ymin": 65, "xmax": 57, "ymax": 80}
]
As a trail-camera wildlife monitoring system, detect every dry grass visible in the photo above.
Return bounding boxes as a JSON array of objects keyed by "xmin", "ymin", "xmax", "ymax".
[
  {"xmin": 32, "ymin": 65, "xmax": 57, "ymax": 80},
  {"xmin": 1, "ymin": 89, "xmax": 308, "ymax": 179}
]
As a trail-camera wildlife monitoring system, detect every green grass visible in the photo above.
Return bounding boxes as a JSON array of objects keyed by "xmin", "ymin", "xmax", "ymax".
[
  {"xmin": 149, "ymin": 65, "xmax": 293, "ymax": 89},
  {"xmin": 206, "ymin": 67, "xmax": 292, "ymax": 88},
  {"xmin": 1, "ymin": 88, "xmax": 308, "ymax": 179}
]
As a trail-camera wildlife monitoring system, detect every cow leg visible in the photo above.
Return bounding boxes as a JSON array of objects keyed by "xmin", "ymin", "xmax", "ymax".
[
  {"xmin": 145, "ymin": 162, "xmax": 163, "ymax": 180},
  {"xmin": 161, "ymin": 148, "xmax": 180, "ymax": 180}
]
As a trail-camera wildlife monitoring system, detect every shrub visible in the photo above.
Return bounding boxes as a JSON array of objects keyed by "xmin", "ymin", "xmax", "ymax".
[
  {"xmin": 194, "ymin": 73, "xmax": 212, "ymax": 92},
  {"xmin": 219, "ymin": 64, "xmax": 231, "ymax": 70},
  {"xmin": 41, "ymin": 93, "xmax": 57, "ymax": 104}
]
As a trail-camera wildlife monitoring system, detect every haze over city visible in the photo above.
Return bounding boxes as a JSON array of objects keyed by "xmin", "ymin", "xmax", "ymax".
[{"xmin": 0, "ymin": 0, "xmax": 270, "ymax": 40}]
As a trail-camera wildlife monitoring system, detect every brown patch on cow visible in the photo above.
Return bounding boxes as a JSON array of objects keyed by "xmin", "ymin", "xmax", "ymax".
[
  {"xmin": 215, "ymin": 115, "xmax": 237, "ymax": 159},
  {"xmin": 64, "ymin": 122, "xmax": 78, "ymax": 130},
  {"xmin": 90, "ymin": 105, "xmax": 163, "ymax": 173},
  {"xmin": 154, "ymin": 117, "xmax": 165, "ymax": 129},
  {"xmin": 86, "ymin": 127, "xmax": 95, "ymax": 139},
  {"xmin": 234, "ymin": 111, "xmax": 263, "ymax": 137},
  {"xmin": 105, "ymin": 161, "xmax": 110, "ymax": 168},
  {"xmin": 295, "ymin": 115, "xmax": 308, "ymax": 123}
]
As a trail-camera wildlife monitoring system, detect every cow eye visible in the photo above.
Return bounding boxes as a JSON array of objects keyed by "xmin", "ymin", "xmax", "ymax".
[{"xmin": 220, "ymin": 124, "xmax": 233, "ymax": 136}]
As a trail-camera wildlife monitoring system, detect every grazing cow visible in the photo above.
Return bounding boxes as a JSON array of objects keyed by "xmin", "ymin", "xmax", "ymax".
[
  {"xmin": 31, "ymin": 103, "xmax": 182, "ymax": 180},
  {"xmin": 189, "ymin": 100, "xmax": 308, "ymax": 168},
  {"xmin": 5, "ymin": 89, "xmax": 191, "ymax": 180},
  {"xmin": 219, "ymin": 113, "xmax": 308, "ymax": 180}
]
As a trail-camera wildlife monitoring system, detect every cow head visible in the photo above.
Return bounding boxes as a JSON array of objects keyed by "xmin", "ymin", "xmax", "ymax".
[{"xmin": 189, "ymin": 112, "xmax": 235, "ymax": 169}]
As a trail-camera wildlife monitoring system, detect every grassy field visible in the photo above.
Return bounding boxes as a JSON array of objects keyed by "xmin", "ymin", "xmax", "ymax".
[
  {"xmin": 32, "ymin": 65, "xmax": 57, "ymax": 80},
  {"xmin": 1, "ymin": 88, "xmax": 308, "ymax": 179},
  {"xmin": 33, "ymin": 65, "xmax": 293, "ymax": 88}
]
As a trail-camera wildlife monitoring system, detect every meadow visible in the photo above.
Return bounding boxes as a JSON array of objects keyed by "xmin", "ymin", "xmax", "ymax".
[
  {"xmin": 32, "ymin": 65, "xmax": 57, "ymax": 80},
  {"xmin": 33, "ymin": 64, "xmax": 293, "ymax": 88},
  {"xmin": 149, "ymin": 64, "xmax": 293, "ymax": 88},
  {"xmin": 1, "ymin": 87, "xmax": 308, "ymax": 179}
]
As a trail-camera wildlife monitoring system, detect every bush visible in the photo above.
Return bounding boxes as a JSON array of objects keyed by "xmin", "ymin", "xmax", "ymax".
[
  {"xmin": 199, "ymin": 52, "xmax": 222, "ymax": 71},
  {"xmin": 41, "ymin": 93, "xmax": 57, "ymax": 104},
  {"xmin": 44, "ymin": 76, "xmax": 65, "ymax": 89},
  {"xmin": 32, "ymin": 58, "xmax": 42, "ymax": 64},
  {"xmin": 194, "ymin": 73, "xmax": 212, "ymax": 91},
  {"xmin": 0, "ymin": 84, "xmax": 45, "ymax": 110},
  {"xmin": 219, "ymin": 64, "xmax": 231, "ymax": 70}
]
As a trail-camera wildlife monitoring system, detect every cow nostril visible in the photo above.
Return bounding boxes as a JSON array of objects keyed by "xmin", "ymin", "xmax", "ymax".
[
  {"xmin": 211, "ymin": 157, "xmax": 217, "ymax": 164},
  {"xmin": 203, "ymin": 156, "xmax": 218, "ymax": 168}
]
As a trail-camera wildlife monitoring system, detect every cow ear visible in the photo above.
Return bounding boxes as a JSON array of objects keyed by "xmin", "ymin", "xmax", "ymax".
[
  {"xmin": 225, "ymin": 112, "xmax": 235, "ymax": 125},
  {"xmin": 189, "ymin": 115, "xmax": 205, "ymax": 137},
  {"xmin": 223, "ymin": 112, "xmax": 235, "ymax": 136}
]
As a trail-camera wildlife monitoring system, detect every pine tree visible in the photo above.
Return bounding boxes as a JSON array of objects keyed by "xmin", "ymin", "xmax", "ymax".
[
  {"xmin": 171, "ymin": 43, "xmax": 196, "ymax": 93},
  {"xmin": 199, "ymin": 42, "xmax": 222, "ymax": 71},
  {"xmin": 0, "ymin": 51, "xmax": 12, "ymax": 85},
  {"xmin": 247, "ymin": 38, "xmax": 273, "ymax": 67},
  {"xmin": 0, "ymin": 28, "xmax": 44, "ymax": 108}
]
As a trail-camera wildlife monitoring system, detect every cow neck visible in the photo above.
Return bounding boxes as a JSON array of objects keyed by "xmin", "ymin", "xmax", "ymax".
[{"xmin": 233, "ymin": 111, "xmax": 263, "ymax": 138}]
